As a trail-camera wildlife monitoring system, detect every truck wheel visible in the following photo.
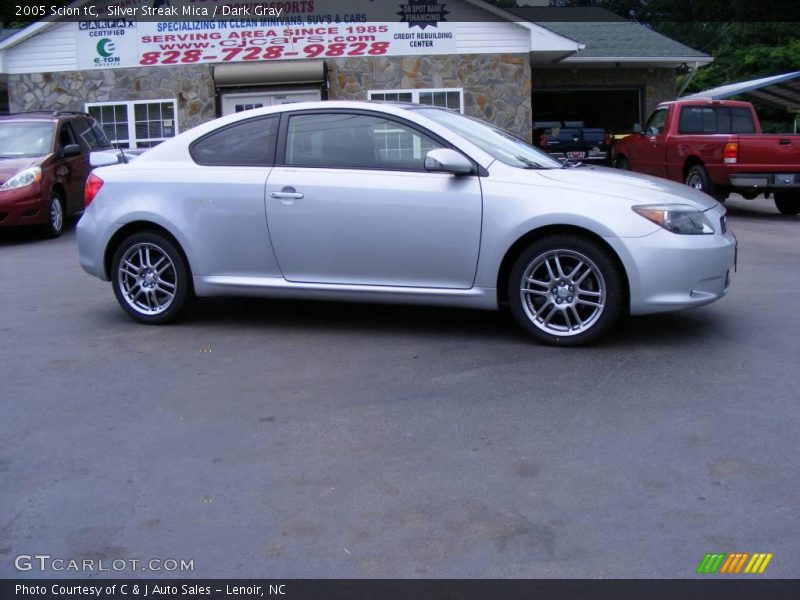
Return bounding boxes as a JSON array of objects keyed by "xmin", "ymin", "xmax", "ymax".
[
  {"xmin": 685, "ymin": 164, "xmax": 725, "ymax": 202},
  {"xmin": 615, "ymin": 156, "xmax": 630, "ymax": 170},
  {"xmin": 774, "ymin": 192, "xmax": 800, "ymax": 215}
]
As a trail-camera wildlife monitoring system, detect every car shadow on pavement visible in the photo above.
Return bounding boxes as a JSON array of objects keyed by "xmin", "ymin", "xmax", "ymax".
[
  {"xmin": 724, "ymin": 205, "xmax": 798, "ymax": 223},
  {"xmin": 185, "ymin": 296, "xmax": 720, "ymax": 348},
  {"xmin": 0, "ymin": 221, "xmax": 77, "ymax": 246}
]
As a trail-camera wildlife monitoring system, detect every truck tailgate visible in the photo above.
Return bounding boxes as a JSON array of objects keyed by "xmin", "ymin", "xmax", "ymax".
[{"xmin": 737, "ymin": 135, "xmax": 800, "ymax": 169}]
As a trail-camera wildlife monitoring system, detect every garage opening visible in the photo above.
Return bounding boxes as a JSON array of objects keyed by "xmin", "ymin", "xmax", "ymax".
[{"xmin": 533, "ymin": 88, "xmax": 642, "ymax": 136}]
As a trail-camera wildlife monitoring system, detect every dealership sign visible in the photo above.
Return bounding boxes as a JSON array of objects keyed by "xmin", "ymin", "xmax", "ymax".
[{"xmin": 76, "ymin": 0, "xmax": 457, "ymax": 69}]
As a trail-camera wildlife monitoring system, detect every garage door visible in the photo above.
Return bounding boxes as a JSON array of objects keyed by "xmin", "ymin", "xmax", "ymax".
[{"xmin": 533, "ymin": 89, "xmax": 642, "ymax": 135}]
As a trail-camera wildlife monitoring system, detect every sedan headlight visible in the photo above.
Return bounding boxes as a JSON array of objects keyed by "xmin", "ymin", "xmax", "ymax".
[
  {"xmin": 632, "ymin": 204, "xmax": 714, "ymax": 235},
  {"xmin": 1, "ymin": 166, "xmax": 42, "ymax": 191}
]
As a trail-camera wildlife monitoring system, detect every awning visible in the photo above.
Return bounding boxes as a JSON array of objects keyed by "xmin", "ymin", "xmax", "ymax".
[
  {"xmin": 213, "ymin": 60, "xmax": 326, "ymax": 88},
  {"xmin": 683, "ymin": 71, "xmax": 800, "ymax": 113}
]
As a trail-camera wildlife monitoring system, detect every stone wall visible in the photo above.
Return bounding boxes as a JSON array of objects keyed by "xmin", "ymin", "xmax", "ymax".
[
  {"xmin": 8, "ymin": 65, "xmax": 216, "ymax": 131},
  {"xmin": 8, "ymin": 54, "xmax": 532, "ymax": 140},
  {"xmin": 533, "ymin": 67, "xmax": 677, "ymax": 119},
  {"xmin": 329, "ymin": 53, "xmax": 533, "ymax": 141}
]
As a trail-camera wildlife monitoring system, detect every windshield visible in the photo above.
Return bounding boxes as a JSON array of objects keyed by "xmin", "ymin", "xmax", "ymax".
[
  {"xmin": 418, "ymin": 108, "xmax": 563, "ymax": 169},
  {"xmin": 0, "ymin": 122, "xmax": 55, "ymax": 157}
]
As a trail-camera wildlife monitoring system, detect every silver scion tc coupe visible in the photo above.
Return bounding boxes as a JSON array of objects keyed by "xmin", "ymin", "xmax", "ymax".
[{"xmin": 77, "ymin": 101, "xmax": 736, "ymax": 346}]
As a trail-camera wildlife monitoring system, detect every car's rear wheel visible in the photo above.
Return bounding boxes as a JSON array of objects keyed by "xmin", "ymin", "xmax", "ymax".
[
  {"xmin": 615, "ymin": 156, "xmax": 630, "ymax": 170},
  {"xmin": 774, "ymin": 192, "xmax": 800, "ymax": 215},
  {"xmin": 508, "ymin": 235, "xmax": 625, "ymax": 346},
  {"xmin": 42, "ymin": 192, "xmax": 65, "ymax": 238},
  {"xmin": 111, "ymin": 232, "xmax": 192, "ymax": 324},
  {"xmin": 685, "ymin": 164, "xmax": 725, "ymax": 202}
]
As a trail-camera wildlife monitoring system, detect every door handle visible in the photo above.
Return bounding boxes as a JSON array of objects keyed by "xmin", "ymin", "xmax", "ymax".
[{"xmin": 270, "ymin": 187, "xmax": 304, "ymax": 200}]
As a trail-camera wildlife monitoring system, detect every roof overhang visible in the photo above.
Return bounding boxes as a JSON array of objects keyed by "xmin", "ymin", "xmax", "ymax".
[
  {"xmin": 463, "ymin": 0, "xmax": 584, "ymax": 61},
  {"xmin": 554, "ymin": 56, "xmax": 714, "ymax": 69},
  {"xmin": 683, "ymin": 70, "xmax": 800, "ymax": 113}
]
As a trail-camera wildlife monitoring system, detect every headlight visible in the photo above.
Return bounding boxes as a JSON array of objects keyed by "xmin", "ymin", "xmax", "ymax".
[
  {"xmin": 632, "ymin": 204, "xmax": 714, "ymax": 235},
  {"xmin": 1, "ymin": 166, "xmax": 42, "ymax": 191}
]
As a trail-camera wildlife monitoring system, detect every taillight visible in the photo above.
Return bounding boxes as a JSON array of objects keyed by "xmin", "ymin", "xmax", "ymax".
[
  {"xmin": 723, "ymin": 142, "xmax": 738, "ymax": 164},
  {"xmin": 539, "ymin": 133, "xmax": 547, "ymax": 147},
  {"xmin": 84, "ymin": 173, "xmax": 104, "ymax": 207}
]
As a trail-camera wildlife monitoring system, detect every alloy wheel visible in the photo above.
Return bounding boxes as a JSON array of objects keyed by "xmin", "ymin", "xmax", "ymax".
[
  {"xmin": 519, "ymin": 249, "xmax": 606, "ymax": 336},
  {"xmin": 117, "ymin": 243, "xmax": 178, "ymax": 315}
]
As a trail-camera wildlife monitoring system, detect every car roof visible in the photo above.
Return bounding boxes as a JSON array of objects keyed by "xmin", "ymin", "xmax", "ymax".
[{"xmin": 0, "ymin": 111, "xmax": 91, "ymax": 122}]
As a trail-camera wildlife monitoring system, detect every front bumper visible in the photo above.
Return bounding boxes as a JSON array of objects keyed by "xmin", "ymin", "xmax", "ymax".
[
  {"xmin": 606, "ymin": 219, "xmax": 737, "ymax": 315},
  {"xmin": 0, "ymin": 183, "xmax": 46, "ymax": 227}
]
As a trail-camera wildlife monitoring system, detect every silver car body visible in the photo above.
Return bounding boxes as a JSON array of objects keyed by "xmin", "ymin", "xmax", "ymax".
[{"xmin": 77, "ymin": 101, "xmax": 736, "ymax": 315}]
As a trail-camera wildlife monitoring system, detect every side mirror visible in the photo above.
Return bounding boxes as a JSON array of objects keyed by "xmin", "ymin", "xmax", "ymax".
[
  {"xmin": 61, "ymin": 143, "xmax": 82, "ymax": 158},
  {"xmin": 424, "ymin": 148, "xmax": 473, "ymax": 175},
  {"xmin": 633, "ymin": 124, "xmax": 642, "ymax": 134},
  {"xmin": 90, "ymin": 151, "xmax": 120, "ymax": 168}
]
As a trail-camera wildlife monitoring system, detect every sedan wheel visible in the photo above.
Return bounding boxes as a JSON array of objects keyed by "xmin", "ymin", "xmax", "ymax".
[
  {"xmin": 509, "ymin": 235, "xmax": 624, "ymax": 346},
  {"xmin": 111, "ymin": 232, "xmax": 192, "ymax": 324}
]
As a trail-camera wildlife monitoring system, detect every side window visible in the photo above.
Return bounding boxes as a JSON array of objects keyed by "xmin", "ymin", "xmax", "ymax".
[
  {"xmin": 90, "ymin": 121, "xmax": 113, "ymax": 149},
  {"xmin": 645, "ymin": 109, "xmax": 668, "ymax": 135},
  {"xmin": 731, "ymin": 107, "xmax": 756, "ymax": 134},
  {"xmin": 190, "ymin": 116, "xmax": 279, "ymax": 166},
  {"xmin": 58, "ymin": 122, "xmax": 76, "ymax": 149},
  {"xmin": 285, "ymin": 113, "xmax": 445, "ymax": 170},
  {"xmin": 72, "ymin": 118, "xmax": 103, "ymax": 150}
]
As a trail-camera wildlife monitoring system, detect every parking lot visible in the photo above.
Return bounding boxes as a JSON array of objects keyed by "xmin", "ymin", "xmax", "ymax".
[{"xmin": 1, "ymin": 195, "xmax": 798, "ymax": 578}]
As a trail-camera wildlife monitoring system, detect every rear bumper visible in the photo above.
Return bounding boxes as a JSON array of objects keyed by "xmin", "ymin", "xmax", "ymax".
[
  {"xmin": 729, "ymin": 172, "xmax": 800, "ymax": 190},
  {"xmin": 0, "ymin": 184, "xmax": 46, "ymax": 227},
  {"xmin": 548, "ymin": 150, "xmax": 609, "ymax": 163}
]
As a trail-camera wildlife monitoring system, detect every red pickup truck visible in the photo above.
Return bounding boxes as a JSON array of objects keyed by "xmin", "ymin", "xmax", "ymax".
[{"xmin": 612, "ymin": 99, "xmax": 800, "ymax": 214}]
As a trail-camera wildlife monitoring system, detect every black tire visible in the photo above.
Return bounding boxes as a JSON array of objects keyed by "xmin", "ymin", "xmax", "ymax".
[
  {"xmin": 774, "ymin": 192, "xmax": 800, "ymax": 215},
  {"xmin": 685, "ymin": 164, "xmax": 726, "ymax": 202},
  {"xmin": 41, "ymin": 192, "xmax": 65, "ymax": 238},
  {"xmin": 507, "ymin": 234, "xmax": 625, "ymax": 347},
  {"xmin": 615, "ymin": 156, "xmax": 630, "ymax": 170},
  {"xmin": 110, "ymin": 231, "xmax": 193, "ymax": 324}
]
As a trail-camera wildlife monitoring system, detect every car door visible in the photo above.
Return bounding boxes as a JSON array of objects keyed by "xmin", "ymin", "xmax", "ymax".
[
  {"xmin": 266, "ymin": 110, "xmax": 483, "ymax": 289},
  {"xmin": 633, "ymin": 108, "xmax": 668, "ymax": 177},
  {"xmin": 54, "ymin": 121, "xmax": 87, "ymax": 215}
]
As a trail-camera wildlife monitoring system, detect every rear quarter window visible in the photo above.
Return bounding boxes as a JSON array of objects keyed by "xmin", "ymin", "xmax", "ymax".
[{"xmin": 190, "ymin": 116, "xmax": 279, "ymax": 166}]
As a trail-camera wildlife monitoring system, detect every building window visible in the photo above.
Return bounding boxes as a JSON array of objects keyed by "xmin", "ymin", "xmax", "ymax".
[
  {"xmin": 369, "ymin": 88, "xmax": 463, "ymax": 112},
  {"xmin": 85, "ymin": 100, "xmax": 178, "ymax": 149}
]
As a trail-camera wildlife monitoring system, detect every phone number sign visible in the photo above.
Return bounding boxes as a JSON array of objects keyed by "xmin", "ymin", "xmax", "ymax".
[{"xmin": 77, "ymin": 20, "xmax": 457, "ymax": 69}]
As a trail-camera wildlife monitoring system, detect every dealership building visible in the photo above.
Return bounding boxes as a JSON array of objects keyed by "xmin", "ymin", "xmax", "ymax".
[{"xmin": 0, "ymin": 0, "xmax": 710, "ymax": 147}]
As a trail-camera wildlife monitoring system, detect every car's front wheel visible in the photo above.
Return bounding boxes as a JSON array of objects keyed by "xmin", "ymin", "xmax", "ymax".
[
  {"xmin": 42, "ymin": 192, "xmax": 65, "ymax": 238},
  {"xmin": 111, "ymin": 231, "xmax": 193, "ymax": 324},
  {"xmin": 774, "ymin": 191, "xmax": 800, "ymax": 215},
  {"xmin": 508, "ymin": 235, "xmax": 625, "ymax": 346}
]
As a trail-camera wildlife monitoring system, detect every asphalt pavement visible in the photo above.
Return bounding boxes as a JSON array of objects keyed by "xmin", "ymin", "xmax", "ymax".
[{"xmin": 1, "ymin": 195, "xmax": 798, "ymax": 578}]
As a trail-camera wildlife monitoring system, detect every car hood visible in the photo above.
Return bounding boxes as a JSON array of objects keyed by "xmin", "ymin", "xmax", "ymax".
[
  {"xmin": 534, "ymin": 165, "xmax": 719, "ymax": 211},
  {"xmin": 0, "ymin": 156, "xmax": 45, "ymax": 184}
]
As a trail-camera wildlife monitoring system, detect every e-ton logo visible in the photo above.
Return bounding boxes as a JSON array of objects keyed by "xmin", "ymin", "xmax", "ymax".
[{"xmin": 95, "ymin": 38, "xmax": 120, "ymax": 66}]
